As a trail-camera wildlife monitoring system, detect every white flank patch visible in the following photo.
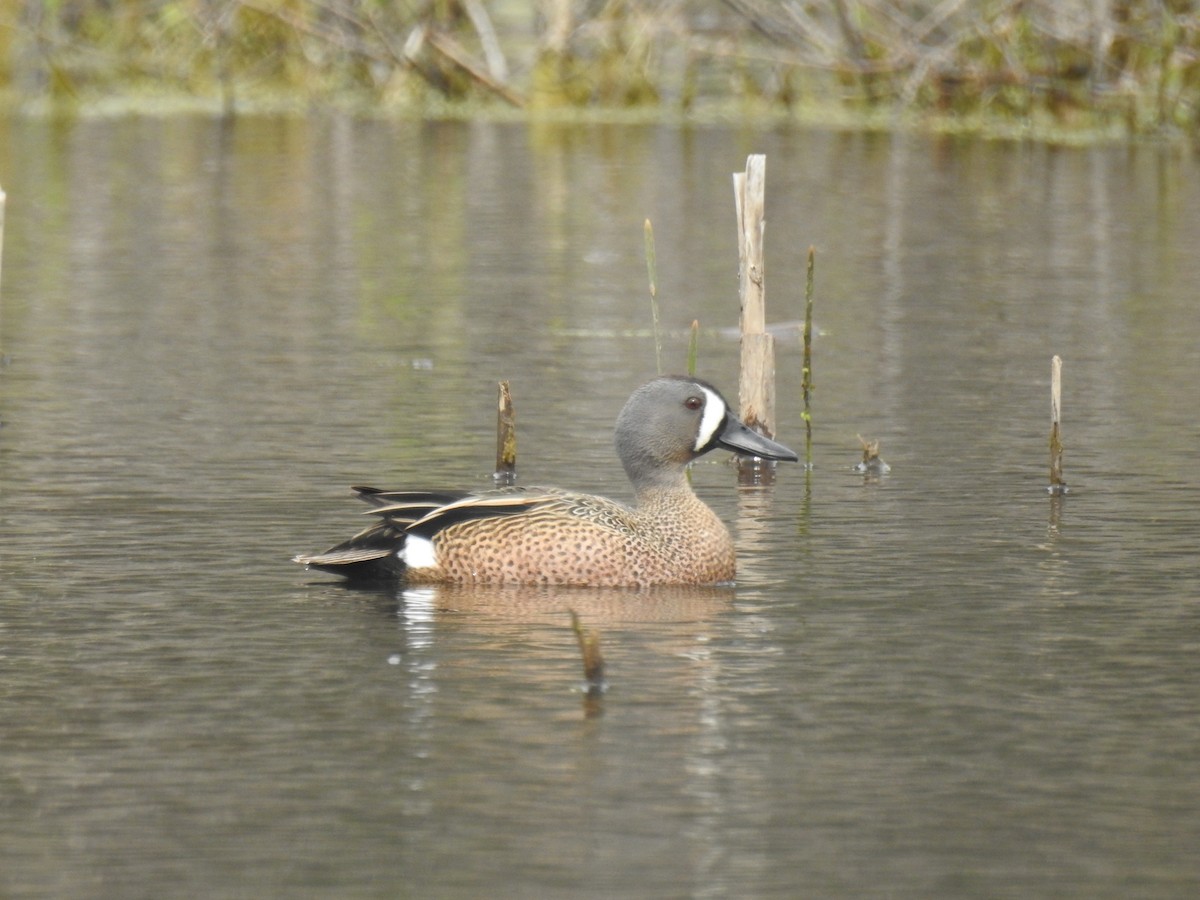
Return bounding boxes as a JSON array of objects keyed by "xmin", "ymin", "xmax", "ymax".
[
  {"xmin": 694, "ymin": 386, "xmax": 727, "ymax": 451},
  {"xmin": 400, "ymin": 535, "xmax": 438, "ymax": 570}
]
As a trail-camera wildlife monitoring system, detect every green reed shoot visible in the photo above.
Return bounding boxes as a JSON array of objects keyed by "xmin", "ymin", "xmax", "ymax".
[
  {"xmin": 644, "ymin": 218, "xmax": 663, "ymax": 375},
  {"xmin": 802, "ymin": 245, "xmax": 815, "ymax": 468}
]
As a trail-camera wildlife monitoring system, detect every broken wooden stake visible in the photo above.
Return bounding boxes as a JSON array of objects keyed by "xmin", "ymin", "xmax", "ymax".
[
  {"xmin": 494, "ymin": 380, "xmax": 517, "ymax": 485},
  {"xmin": 854, "ymin": 434, "xmax": 890, "ymax": 475},
  {"xmin": 568, "ymin": 609, "xmax": 606, "ymax": 706},
  {"xmin": 733, "ymin": 155, "xmax": 779, "ymax": 481},
  {"xmin": 1048, "ymin": 355, "xmax": 1067, "ymax": 495}
]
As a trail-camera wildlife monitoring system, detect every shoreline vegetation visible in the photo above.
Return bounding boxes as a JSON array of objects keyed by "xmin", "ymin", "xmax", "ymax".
[{"xmin": 0, "ymin": 1, "xmax": 1197, "ymax": 143}]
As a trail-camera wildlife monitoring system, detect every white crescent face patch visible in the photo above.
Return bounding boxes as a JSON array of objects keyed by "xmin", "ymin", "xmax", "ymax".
[{"xmin": 693, "ymin": 386, "xmax": 727, "ymax": 452}]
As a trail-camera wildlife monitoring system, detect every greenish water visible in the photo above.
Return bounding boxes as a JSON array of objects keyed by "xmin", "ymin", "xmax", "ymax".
[{"xmin": 1, "ymin": 116, "xmax": 1198, "ymax": 898}]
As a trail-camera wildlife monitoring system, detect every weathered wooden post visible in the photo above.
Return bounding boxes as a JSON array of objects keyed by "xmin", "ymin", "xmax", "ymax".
[
  {"xmin": 732, "ymin": 156, "xmax": 778, "ymax": 480},
  {"xmin": 568, "ymin": 609, "xmax": 606, "ymax": 713},
  {"xmin": 1048, "ymin": 355, "xmax": 1067, "ymax": 494},
  {"xmin": 494, "ymin": 380, "xmax": 517, "ymax": 485}
]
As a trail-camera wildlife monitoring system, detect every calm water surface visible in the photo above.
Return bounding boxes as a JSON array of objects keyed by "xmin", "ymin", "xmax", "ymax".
[{"xmin": 1, "ymin": 116, "xmax": 1198, "ymax": 898}]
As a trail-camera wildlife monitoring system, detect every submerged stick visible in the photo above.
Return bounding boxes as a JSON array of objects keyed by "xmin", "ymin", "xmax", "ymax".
[
  {"xmin": 643, "ymin": 218, "xmax": 663, "ymax": 375},
  {"xmin": 568, "ymin": 609, "xmax": 606, "ymax": 701},
  {"xmin": 733, "ymin": 155, "xmax": 778, "ymax": 453},
  {"xmin": 1048, "ymin": 355, "xmax": 1067, "ymax": 494},
  {"xmin": 494, "ymin": 380, "xmax": 517, "ymax": 485},
  {"xmin": 802, "ymin": 245, "xmax": 815, "ymax": 469}
]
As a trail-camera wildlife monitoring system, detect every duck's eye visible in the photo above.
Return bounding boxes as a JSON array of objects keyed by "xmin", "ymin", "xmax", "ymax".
[{"xmin": 685, "ymin": 396, "xmax": 703, "ymax": 411}]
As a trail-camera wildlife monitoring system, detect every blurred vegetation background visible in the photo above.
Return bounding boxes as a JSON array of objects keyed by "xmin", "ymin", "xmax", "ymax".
[{"xmin": 0, "ymin": 0, "xmax": 1196, "ymax": 134}]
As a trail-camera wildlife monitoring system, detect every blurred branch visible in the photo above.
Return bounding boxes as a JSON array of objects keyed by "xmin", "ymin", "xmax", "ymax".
[
  {"xmin": 424, "ymin": 29, "xmax": 525, "ymax": 106},
  {"xmin": 462, "ymin": 0, "xmax": 508, "ymax": 82}
]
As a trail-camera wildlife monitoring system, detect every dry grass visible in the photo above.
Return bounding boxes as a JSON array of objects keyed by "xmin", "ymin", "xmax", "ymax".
[{"xmin": 1, "ymin": 1, "xmax": 1196, "ymax": 135}]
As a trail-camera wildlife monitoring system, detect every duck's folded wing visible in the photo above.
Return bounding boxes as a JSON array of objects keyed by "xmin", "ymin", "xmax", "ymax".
[
  {"xmin": 405, "ymin": 492, "xmax": 560, "ymax": 540},
  {"xmin": 295, "ymin": 487, "xmax": 571, "ymax": 581},
  {"xmin": 292, "ymin": 516, "xmax": 404, "ymax": 567},
  {"xmin": 351, "ymin": 486, "xmax": 470, "ymax": 511},
  {"xmin": 293, "ymin": 487, "xmax": 467, "ymax": 577}
]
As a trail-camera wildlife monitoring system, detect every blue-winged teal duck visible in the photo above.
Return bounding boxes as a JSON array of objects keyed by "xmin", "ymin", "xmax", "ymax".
[{"xmin": 295, "ymin": 375, "xmax": 797, "ymax": 587}]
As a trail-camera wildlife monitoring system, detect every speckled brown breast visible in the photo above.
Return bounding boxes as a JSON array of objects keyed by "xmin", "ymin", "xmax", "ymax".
[{"xmin": 405, "ymin": 490, "xmax": 736, "ymax": 587}]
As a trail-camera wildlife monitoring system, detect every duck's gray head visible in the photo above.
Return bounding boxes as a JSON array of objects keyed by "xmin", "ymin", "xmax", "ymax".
[{"xmin": 615, "ymin": 376, "xmax": 797, "ymax": 490}]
